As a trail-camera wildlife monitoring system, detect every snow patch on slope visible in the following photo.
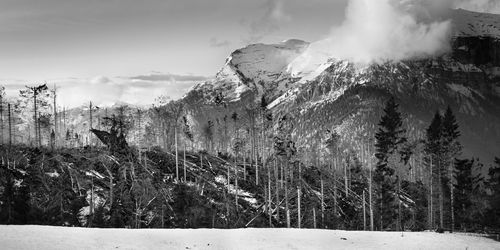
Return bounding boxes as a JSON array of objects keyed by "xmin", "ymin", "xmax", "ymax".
[{"xmin": 268, "ymin": 87, "xmax": 300, "ymax": 109}]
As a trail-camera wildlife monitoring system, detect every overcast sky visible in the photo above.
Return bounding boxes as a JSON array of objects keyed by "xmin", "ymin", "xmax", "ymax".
[
  {"xmin": 0, "ymin": 0, "xmax": 348, "ymax": 107},
  {"xmin": 1, "ymin": 0, "xmax": 499, "ymax": 107}
]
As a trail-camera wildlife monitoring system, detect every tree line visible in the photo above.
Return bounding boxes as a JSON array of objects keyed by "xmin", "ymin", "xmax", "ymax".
[{"xmin": 0, "ymin": 85, "xmax": 499, "ymax": 231}]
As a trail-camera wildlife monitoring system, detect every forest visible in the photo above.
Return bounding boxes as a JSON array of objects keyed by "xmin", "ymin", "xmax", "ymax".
[{"xmin": 0, "ymin": 84, "xmax": 499, "ymax": 233}]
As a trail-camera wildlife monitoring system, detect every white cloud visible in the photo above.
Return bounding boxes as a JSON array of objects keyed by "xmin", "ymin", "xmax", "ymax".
[
  {"xmin": 294, "ymin": 0, "xmax": 452, "ymax": 67},
  {"xmin": 39, "ymin": 75, "xmax": 200, "ymax": 108},
  {"xmin": 129, "ymin": 73, "xmax": 210, "ymax": 82}
]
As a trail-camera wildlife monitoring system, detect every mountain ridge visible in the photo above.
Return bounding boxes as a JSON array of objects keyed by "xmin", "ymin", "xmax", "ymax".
[{"xmin": 181, "ymin": 8, "xmax": 500, "ymax": 165}]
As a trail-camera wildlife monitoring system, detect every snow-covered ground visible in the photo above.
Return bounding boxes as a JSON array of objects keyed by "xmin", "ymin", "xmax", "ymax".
[{"xmin": 0, "ymin": 225, "xmax": 498, "ymax": 250}]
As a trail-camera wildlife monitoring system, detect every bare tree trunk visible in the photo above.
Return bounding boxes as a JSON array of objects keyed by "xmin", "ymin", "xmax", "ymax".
[
  {"xmin": 38, "ymin": 112, "xmax": 42, "ymax": 146},
  {"xmin": 274, "ymin": 159, "xmax": 279, "ymax": 223},
  {"xmin": 368, "ymin": 145, "xmax": 374, "ymax": 231},
  {"xmin": 398, "ymin": 175, "xmax": 402, "ymax": 231},
  {"xmin": 63, "ymin": 107, "xmax": 66, "ymax": 146},
  {"xmin": 363, "ymin": 190, "xmax": 367, "ymax": 231},
  {"xmin": 34, "ymin": 93, "xmax": 39, "ymax": 147},
  {"xmin": 437, "ymin": 159, "xmax": 443, "ymax": 229},
  {"xmin": 235, "ymin": 155, "xmax": 239, "ymax": 208},
  {"xmin": 321, "ymin": 177, "xmax": 325, "ymax": 228},
  {"xmin": 183, "ymin": 143, "xmax": 187, "ymax": 182},
  {"xmin": 380, "ymin": 191, "xmax": 383, "ymax": 230},
  {"xmin": 250, "ymin": 119, "xmax": 255, "ymax": 183},
  {"xmin": 280, "ymin": 161, "xmax": 284, "ymax": 189},
  {"xmin": 268, "ymin": 156, "xmax": 272, "ymax": 227},
  {"xmin": 161, "ymin": 205, "xmax": 165, "ymax": 228},
  {"xmin": 285, "ymin": 161, "xmax": 290, "ymax": 228},
  {"xmin": 344, "ymin": 154, "xmax": 348, "ymax": 196},
  {"xmin": 53, "ymin": 86, "xmax": 58, "ymax": 148},
  {"xmin": 227, "ymin": 156, "xmax": 230, "ymax": 187},
  {"xmin": 175, "ymin": 126, "xmax": 179, "ymax": 181},
  {"xmin": 297, "ymin": 186, "xmax": 301, "ymax": 228},
  {"xmin": 243, "ymin": 151, "xmax": 246, "ymax": 181},
  {"xmin": 255, "ymin": 135, "xmax": 259, "ymax": 186},
  {"xmin": 450, "ymin": 162, "xmax": 455, "ymax": 231},
  {"xmin": 286, "ymin": 209, "xmax": 290, "ymax": 229},
  {"xmin": 430, "ymin": 156, "xmax": 434, "ymax": 229},
  {"xmin": 224, "ymin": 119, "xmax": 228, "ymax": 154},
  {"xmin": 262, "ymin": 134, "xmax": 266, "ymax": 215},
  {"xmin": 8, "ymin": 104, "xmax": 12, "ymax": 147},
  {"xmin": 135, "ymin": 200, "xmax": 141, "ymax": 229},
  {"xmin": 313, "ymin": 207, "xmax": 317, "ymax": 229}
]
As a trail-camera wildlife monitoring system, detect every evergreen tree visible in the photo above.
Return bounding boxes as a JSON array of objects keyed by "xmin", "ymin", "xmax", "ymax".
[
  {"xmin": 425, "ymin": 107, "xmax": 462, "ymax": 230},
  {"xmin": 374, "ymin": 97, "xmax": 407, "ymax": 230},
  {"xmin": 442, "ymin": 107, "xmax": 461, "ymax": 155},
  {"xmin": 425, "ymin": 112, "xmax": 443, "ymax": 157}
]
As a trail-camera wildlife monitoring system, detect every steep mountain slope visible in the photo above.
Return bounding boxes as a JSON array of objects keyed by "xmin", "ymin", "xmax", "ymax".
[
  {"xmin": 274, "ymin": 57, "xmax": 500, "ymax": 162},
  {"xmin": 182, "ymin": 9, "xmax": 500, "ymax": 164}
]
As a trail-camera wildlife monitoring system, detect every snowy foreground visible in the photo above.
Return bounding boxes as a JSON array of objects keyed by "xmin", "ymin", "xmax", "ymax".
[{"xmin": 0, "ymin": 226, "xmax": 498, "ymax": 250}]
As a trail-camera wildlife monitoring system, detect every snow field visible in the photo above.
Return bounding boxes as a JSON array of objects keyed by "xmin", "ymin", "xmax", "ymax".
[{"xmin": 0, "ymin": 225, "xmax": 498, "ymax": 250}]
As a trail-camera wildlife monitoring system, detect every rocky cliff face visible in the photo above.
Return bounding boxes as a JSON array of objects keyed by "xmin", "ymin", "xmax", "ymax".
[{"xmin": 182, "ymin": 9, "xmax": 500, "ymax": 164}]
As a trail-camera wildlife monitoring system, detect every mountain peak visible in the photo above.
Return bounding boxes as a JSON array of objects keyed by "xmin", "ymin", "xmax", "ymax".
[{"xmin": 203, "ymin": 39, "xmax": 309, "ymax": 102}]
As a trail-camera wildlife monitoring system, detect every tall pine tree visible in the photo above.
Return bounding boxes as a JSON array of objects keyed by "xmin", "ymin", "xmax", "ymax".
[
  {"xmin": 374, "ymin": 97, "xmax": 407, "ymax": 230},
  {"xmin": 425, "ymin": 107, "xmax": 462, "ymax": 230}
]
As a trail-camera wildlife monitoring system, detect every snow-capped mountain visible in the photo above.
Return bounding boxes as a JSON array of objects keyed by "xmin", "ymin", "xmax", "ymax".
[
  {"xmin": 192, "ymin": 39, "xmax": 309, "ymax": 102},
  {"xmin": 183, "ymin": 9, "xmax": 500, "ymax": 164}
]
